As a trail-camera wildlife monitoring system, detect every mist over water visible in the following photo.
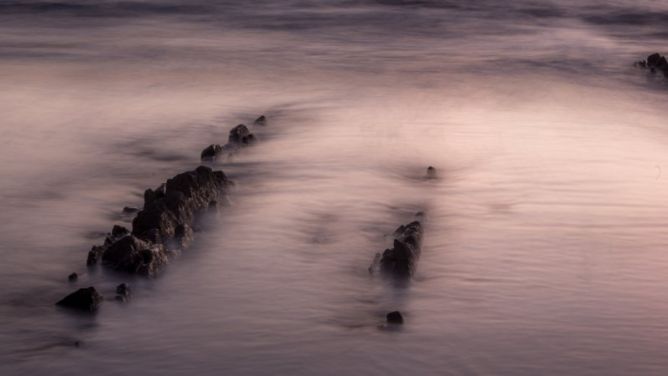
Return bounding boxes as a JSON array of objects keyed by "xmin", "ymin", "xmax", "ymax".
[{"xmin": 2, "ymin": 1, "xmax": 668, "ymax": 375}]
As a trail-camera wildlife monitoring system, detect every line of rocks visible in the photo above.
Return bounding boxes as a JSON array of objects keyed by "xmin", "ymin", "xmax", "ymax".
[
  {"xmin": 56, "ymin": 117, "xmax": 263, "ymax": 313},
  {"xmin": 635, "ymin": 53, "xmax": 668, "ymax": 78},
  {"xmin": 201, "ymin": 115, "xmax": 266, "ymax": 161},
  {"xmin": 368, "ymin": 166, "xmax": 436, "ymax": 326}
]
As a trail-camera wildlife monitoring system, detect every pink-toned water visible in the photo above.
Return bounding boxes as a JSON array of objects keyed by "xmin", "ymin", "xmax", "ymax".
[{"xmin": 2, "ymin": 1, "xmax": 668, "ymax": 375}]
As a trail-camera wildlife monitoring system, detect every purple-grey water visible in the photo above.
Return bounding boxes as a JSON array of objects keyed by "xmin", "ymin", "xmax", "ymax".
[{"xmin": 2, "ymin": 1, "xmax": 668, "ymax": 375}]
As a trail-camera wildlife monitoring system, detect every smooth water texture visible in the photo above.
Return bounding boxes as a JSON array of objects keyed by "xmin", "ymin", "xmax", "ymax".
[{"xmin": 2, "ymin": 1, "xmax": 668, "ymax": 375}]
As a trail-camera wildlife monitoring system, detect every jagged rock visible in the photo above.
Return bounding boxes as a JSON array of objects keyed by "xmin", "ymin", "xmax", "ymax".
[
  {"xmin": 87, "ymin": 166, "xmax": 230, "ymax": 276},
  {"xmin": 228, "ymin": 124, "xmax": 255, "ymax": 145},
  {"xmin": 67, "ymin": 272, "xmax": 78, "ymax": 282},
  {"xmin": 201, "ymin": 144, "xmax": 222, "ymax": 161},
  {"xmin": 386, "ymin": 311, "xmax": 404, "ymax": 324},
  {"xmin": 101, "ymin": 235, "xmax": 168, "ymax": 276},
  {"xmin": 637, "ymin": 53, "xmax": 668, "ymax": 78},
  {"xmin": 56, "ymin": 287, "xmax": 102, "ymax": 312},
  {"xmin": 378, "ymin": 221, "xmax": 423, "ymax": 278},
  {"xmin": 254, "ymin": 115, "xmax": 267, "ymax": 126},
  {"xmin": 133, "ymin": 166, "xmax": 230, "ymax": 241}
]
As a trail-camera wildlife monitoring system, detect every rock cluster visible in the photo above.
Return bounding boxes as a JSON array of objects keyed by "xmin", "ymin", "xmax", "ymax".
[
  {"xmin": 86, "ymin": 166, "xmax": 231, "ymax": 277},
  {"xmin": 201, "ymin": 123, "xmax": 257, "ymax": 161},
  {"xmin": 369, "ymin": 220, "xmax": 424, "ymax": 279},
  {"xmin": 636, "ymin": 53, "xmax": 668, "ymax": 78},
  {"xmin": 56, "ymin": 118, "xmax": 262, "ymax": 313}
]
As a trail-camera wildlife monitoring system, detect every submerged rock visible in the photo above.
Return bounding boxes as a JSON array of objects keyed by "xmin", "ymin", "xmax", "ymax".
[
  {"xmin": 228, "ymin": 124, "xmax": 255, "ymax": 145},
  {"xmin": 636, "ymin": 53, "xmax": 668, "ymax": 78},
  {"xmin": 56, "ymin": 287, "xmax": 102, "ymax": 312},
  {"xmin": 386, "ymin": 311, "xmax": 404, "ymax": 324},
  {"xmin": 201, "ymin": 144, "xmax": 222, "ymax": 161},
  {"xmin": 67, "ymin": 272, "xmax": 78, "ymax": 282},
  {"xmin": 200, "ymin": 119, "xmax": 261, "ymax": 161},
  {"xmin": 426, "ymin": 166, "xmax": 437, "ymax": 179},
  {"xmin": 115, "ymin": 283, "xmax": 131, "ymax": 302},
  {"xmin": 254, "ymin": 115, "xmax": 267, "ymax": 126},
  {"xmin": 122, "ymin": 206, "xmax": 139, "ymax": 215},
  {"xmin": 377, "ymin": 221, "xmax": 423, "ymax": 278}
]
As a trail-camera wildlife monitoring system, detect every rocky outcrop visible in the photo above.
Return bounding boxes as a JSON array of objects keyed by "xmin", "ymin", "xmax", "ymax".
[
  {"xmin": 200, "ymin": 122, "xmax": 259, "ymax": 161},
  {"xmin": 56, "ymin": 287, "xmax": 103, "ymax": 312},
  {"xmin": 370, "ymin": 221, "xmax": 423, "ymax": 278},
  {"xmin": 86, "ymin": 165, "xmax": 231, "ymax": 276},
  {"xmin": 254, "ymin": 115, "xmax": 267, "ymax": 126},
  {"xmin": 386, "ymin": 311, "xmax": 404, "ymax": 324},
  {"xmin": 636, "ymin": 53, "xmax": 668, "ymax": 78}
]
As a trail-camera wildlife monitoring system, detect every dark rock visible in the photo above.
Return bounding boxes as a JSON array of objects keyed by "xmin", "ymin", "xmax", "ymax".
[
  {"xmin": 647, "ymin": 53, "xmax": 667, "ymax": 69},
  {"xmin": 122, "ymin": 206, "xmax": 139, "ymax": 214},
  {"xmin": 228, "ymin": 124, "xmax": 255, "ymax": 145},
  {"xmin": 101, "ymin": 235, "xmax": 168, "ymax": 277},
  {"xmin": 254, "ymin": 115, "xmax": 267, "ymax": 126},
  {"xmin": 132, "ymin": 166, "xmax": 230, "ymax": 241},
  {"xmin": 143, "ymin": 184, "xmax": 166, "ymax": 208},
  {"xmin": 426, "ymin": 166, "xmax": 437, "ymax": 179},
  {"xmin": 174, "ymin": 223, "xmax": 194, "ymax": 249},
  {"xmin": 201, "ymin": 144, "xmax": 222, "ymax": 161},
  {"xmin": 87, "ymin": 225, "xmax": 131, "ymax": 266},
  {"xmin": 386, "ymin": 311, "xmax": 404, "ymax": 324},
  {"xmin": 637, "ymin": 53, "xmax": 668, "ymax": 78},
  {"xmin": 56, "ymin": 287, "xmax": 103, "ymax": 312},
  {"xmin": 87, "ymin": 166, "xmax": 231, "ymax": 276},
  {"xmin": 67, "ymin": 272, "xmax": 78, "ymax": 282},
  {"xmin": 378, "ymin": 221, "xmax": 423, "ymax": 278},
  {"xmin": 87, "ymin": 245, "xmax": 104, "ymax": 266},
  {"xmin": 111, "ymin": 225, "xmax": 129, "ymax": 238},
  {"xmin": 115, "ymin": 283, "xmax": 131, "ymax": 302}
]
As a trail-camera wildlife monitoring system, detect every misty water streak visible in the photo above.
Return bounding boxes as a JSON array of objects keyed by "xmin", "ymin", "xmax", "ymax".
[{"xmin": 1, "ymin": 1, "xmax": 668, "ymax": 375}]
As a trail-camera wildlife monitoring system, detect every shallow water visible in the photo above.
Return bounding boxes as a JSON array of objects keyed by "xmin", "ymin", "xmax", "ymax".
[{"xmin": 2, "ymin": 1, "xmax": 668, "ymax": 375}]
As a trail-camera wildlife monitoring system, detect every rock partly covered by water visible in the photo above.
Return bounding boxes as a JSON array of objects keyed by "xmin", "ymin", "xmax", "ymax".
[
  {"xmin": 201, "ymin": 123, "xmax": 258, "ymax": 161},
  {"xmin": 115, "ymin": 283, "xmax": 131, "ymax": 302},
  {"xmin": 86, "ymin": 165, "xmax": 231, "ymax": 276},
  {"xmin": 254, "ymin": 115, "xmax": 267, "ymax": 126},
  {"xmin": 636, "ymin": 53, "xmax": 668, "ymax": 78},
  {"xmin": 56, "ymin": 287, "xmax": 103, "ymax": 312},
  {"xmin": 386, "ymin": 311, "xmax": 404, "ymax": 324},
  {"xmin": 374, "ymin": 221, "xmax": 424, "ymax": 278},
  {"xmin": 426, "ymin": 166, "xmax": 437, "ymax": 179}
]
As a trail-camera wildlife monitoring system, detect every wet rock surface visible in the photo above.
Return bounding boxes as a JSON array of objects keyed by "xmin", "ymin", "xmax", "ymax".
[
  {"xmin": 56, "ymin": 287, "xmax": 103, "ymax": 312},
  {"xmin": 376, "ymin": 221, "xmax": 424, "ymax": 278},
  {"xmin": 86, "ymin": 165, "xmax": 231, "ymax": 277}
]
